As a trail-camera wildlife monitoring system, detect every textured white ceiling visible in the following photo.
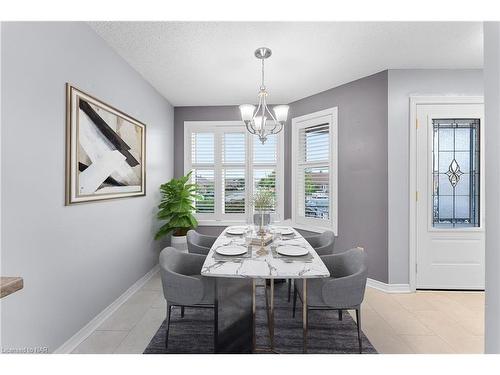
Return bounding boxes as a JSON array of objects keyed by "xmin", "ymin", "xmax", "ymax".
[{"xmin": 89, "ymin": 22, "xmax": 483, "ymax": 106}]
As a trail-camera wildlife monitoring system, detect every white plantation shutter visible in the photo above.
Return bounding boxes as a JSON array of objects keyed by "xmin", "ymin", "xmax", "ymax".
[
  {"xmin": 253, "ymin": 135, "xmax": 278, "ymax": 213},
  {"xmin": 192, "ymin": 169, "xmax": 215, "ymax": 213},
  {"xmin": 191, "ymin": 133, "xmax": 215, "ymax": 214},
  {"xmin": 253, "ymin": 168, "xmax": 276, "ymax": 212},
  {"xmin": 222, "ymin": 132, "xmax": 246, "ymax": 215},
  {"xmin": 292, "ymin": 108, "xmax": 337, "ymax": 232},
  {"xmin": 191, "ymin": 132, "xmax": 214, "ymax": 164},
  {"xmin": 253, "ymin": 134, "xmax": 277, "ymax": 164},
  {"xmin": 185, "ymin": 122, "xmax": 283, "ymax": 222},
  {"xmin": 298, "ymin": 124, "xmax": 330, "ymax": 219}
]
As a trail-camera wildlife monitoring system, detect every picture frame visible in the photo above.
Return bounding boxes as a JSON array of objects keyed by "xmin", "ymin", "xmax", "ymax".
[{"xmin": 65, "ymin": 84, "xmax": 146, "ymax": 205}]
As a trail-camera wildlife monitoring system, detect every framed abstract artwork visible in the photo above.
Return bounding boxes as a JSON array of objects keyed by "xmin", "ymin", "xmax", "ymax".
[{"xmin": 65, "ymin": 84, "xmax": 146, "ymax": 204}]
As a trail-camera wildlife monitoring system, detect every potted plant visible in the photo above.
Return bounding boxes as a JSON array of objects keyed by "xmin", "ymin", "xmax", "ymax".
[
  {"xmin": 252, "ymin": 189, "xmax": 275, "ymax": 234},
  {"xmin": 155, "ymin": 171, "xmax": 200, "ymax": 250}
]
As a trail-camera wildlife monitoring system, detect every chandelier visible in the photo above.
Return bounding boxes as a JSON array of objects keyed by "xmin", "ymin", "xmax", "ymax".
[{"xmin": 239, "ymin": 47, "xmax": 289, "ymax": 144}]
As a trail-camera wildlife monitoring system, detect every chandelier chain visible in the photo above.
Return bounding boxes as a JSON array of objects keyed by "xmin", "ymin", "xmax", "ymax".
[{"xmin": 261, "ymin": 58, "xmax": 265, "ymax": 90}]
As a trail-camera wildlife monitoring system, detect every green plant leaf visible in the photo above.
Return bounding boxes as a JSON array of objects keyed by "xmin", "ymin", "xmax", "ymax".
[{"xmin": 154, "ymin": 170, "xmax": 200, "ymax": 240}]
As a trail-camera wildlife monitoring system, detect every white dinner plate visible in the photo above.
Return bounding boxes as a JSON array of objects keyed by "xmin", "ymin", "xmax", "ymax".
[
  {"xmin": 275, "ymin": 227, "xmax": 294, "ymax": 236},
  {"xmin": 216, "ymin": 246, "xmax": 248, "ymax": 256},
  {"xmin": 226, "ymin": 227, "xmax": 246, "ymax": 235},
  {"xmin": 277, "ymin": 246, "xmax": 308, "ymax": 257}
]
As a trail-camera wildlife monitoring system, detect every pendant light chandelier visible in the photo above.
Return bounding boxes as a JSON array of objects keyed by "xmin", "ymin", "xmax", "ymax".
[{"xmin": 239, "ymin": 47, "xmax": 289, "ymax": 144}]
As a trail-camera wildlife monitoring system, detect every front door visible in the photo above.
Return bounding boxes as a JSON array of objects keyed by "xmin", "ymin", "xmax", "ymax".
[{"xmin": 416, "ymin": 102, "xmax": 485, "ymax": 290}]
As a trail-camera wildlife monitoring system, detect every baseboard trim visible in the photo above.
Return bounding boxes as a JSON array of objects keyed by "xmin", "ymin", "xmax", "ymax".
[
  {"xmin": 367, "ymin": 278, "xmax": 411, "ymax": 293},
  {"xmin": 53, "ymin": 264, "xmax": 160, "ymax": 354}
]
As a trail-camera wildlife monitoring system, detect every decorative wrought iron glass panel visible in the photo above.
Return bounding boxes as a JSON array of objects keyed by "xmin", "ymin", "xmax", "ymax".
[{"xmin": 432, "ymin": 119, "xmax": 480, "ymax": 228}]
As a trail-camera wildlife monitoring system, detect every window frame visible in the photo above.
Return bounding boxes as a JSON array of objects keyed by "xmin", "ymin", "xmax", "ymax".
[
  {"xmin": 291, "ymin": 107, "xmax": 338, "ymax": 234},
  {"xmin": 184, "ymin": 121, "xmax": 284, "ymax": 225}
]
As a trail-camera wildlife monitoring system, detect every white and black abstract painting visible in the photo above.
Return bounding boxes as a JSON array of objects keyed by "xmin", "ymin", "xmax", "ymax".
[{"xmin": 66, "ymin": 84, "xmax": 146, "ymax": 204}]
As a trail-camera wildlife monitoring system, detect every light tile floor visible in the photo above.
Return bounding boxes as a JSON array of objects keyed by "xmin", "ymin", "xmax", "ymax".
[{"xmin": 72, "ymin": 272, "xmax": 484, "ymax": 354}]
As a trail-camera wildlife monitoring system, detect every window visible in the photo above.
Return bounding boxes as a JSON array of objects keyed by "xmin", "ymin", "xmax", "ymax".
[
  {"xmin": 253, "ymin": 135, "xmax": 278, "ymax": 213},
  {"xmin": 292, "ymin": 108, "xmax": 338, "ymax": 233},
  {"xmin": 222, "ymin": 132, "xmax": 246, "ymax": 214},
  {"xmin": 191, "ymin": 133, "xmax": 215, "ymax": 213},
  {"xmin": 184, "ymin": 121, "xmax": 283, "ymax": 223},
  {"xmin": 432, "ymin": 118, "xmax": 480, "ymax": 228}
]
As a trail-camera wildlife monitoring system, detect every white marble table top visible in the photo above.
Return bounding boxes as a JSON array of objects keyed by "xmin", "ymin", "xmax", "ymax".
[{"xmin": 201, "ymin": 226, "xmax": 330, "ymax": 279}]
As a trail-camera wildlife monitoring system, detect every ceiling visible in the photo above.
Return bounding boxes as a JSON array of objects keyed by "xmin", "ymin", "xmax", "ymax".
[{"xmin": 89, "ymin": 22, "xmax": 483, "ymax": 106}]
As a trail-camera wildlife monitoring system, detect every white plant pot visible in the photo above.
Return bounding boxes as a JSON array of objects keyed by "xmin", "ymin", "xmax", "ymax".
[{"xmin": 171, "ymin": 235, "xmax": 188, "ymax": 252}]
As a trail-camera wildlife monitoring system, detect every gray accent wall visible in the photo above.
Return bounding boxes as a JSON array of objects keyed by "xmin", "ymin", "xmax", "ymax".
[
  {"xmin": 387, "ymin": 69, "xmax": 483, "ymax": 284},
  {"xmin": 288, "ymin": 71, "xmax": 389, "ymax": 283},
  {"xmin": 1, "ymin": 22, "xmax": 174, "ymax": 352}
]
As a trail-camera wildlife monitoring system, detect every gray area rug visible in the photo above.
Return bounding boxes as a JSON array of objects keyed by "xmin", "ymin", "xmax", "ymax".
[{"xmin": 144, "ymin": 282, "xmax": 377, "ymax": 354}]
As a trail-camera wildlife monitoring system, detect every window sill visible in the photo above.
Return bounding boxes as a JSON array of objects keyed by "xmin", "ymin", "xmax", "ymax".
[
  {"xmin": 195, "ymin": 219, "xmax": 330, "ymax": 235},
  {"xmin": 196, "ymin": 219, "xmax": 286, "ymax": 227},
  {"xmin": 289, "ymin": 222, "xmax": 328, "ymax": 234}
]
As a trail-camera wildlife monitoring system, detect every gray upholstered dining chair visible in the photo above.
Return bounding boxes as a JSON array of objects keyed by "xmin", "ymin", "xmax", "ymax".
[
  {"xmin": 186, "ymin": 230, "xmax": 217, "ymax": 256},
  {"xmin": 287, "ymin": 230, "xmax": 336, "ymax": 301},
  {"xmin": 159, "ymin": 246, "xmax": 215, "ymax": 349},
  {"xmin": 292, "ymin": 247, "xmax": 368, "ymax": 353},
  {"xmin": 304, "ymin": 230, "xmax": 336, "ymax": 256}
]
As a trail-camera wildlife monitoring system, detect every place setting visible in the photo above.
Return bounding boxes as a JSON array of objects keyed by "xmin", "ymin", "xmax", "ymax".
[
  {"xmin": 225, "ymin": 226, "xmax": 248, "ymax": 236},
  {"xmin": 269, "ymin": 231, "xmax": 313, "ymax": 262},
  {"xmin": 272, "ymin": 227, "xmax": 295, "ymax": 237},
  {"xmin": 213, "ymin": 231, "xmax": 252, "ymax": 261}
]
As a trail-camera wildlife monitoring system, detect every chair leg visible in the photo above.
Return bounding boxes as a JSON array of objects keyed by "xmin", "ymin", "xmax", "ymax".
[
  {"xmin": 287, "ymin": 279, "xmax": 292, "ymax": 302},
  {"xmin": 338, "ymin": 309, "xmax": 343, "ymax": 321},
  {"xmin": 181, "ymin": 306, "xmax": 185, "ymax": 318},
  {"xmin": 165, "ymin": 304, "xmax": 172, "ymax": 350},
  {"xmin": 292, "ymin": 285, "xmax": 298, "ymax": 318},
  {"xmin": 356, "ymin": 308, "xmax": 362, "ymax": 354}
]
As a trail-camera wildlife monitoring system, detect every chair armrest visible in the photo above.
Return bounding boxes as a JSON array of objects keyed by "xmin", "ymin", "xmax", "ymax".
[
  {"xmin": 188, "ymin": 243, "xmax": 210, "ymax": 255},
  {"xmin": 321, "ymin": 267, "xmax": 367, "ymax": 308},
  {"xmin": 161, "ymin": 269, "xmax": 205, "ymax": 305},
  {"xmin": 320, "ymin": 247, "xmax": 364, "ymax": 272}
]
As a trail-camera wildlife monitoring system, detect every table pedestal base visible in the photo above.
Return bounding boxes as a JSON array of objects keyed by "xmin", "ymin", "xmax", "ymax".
[{"xmin": 214, "ymin": 278, "xmax": 253, "ymax": 353}]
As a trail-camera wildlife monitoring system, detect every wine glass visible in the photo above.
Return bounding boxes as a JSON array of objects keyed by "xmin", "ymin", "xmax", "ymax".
[{"xmin": 245, "ymin": 228, "xmax": 253, "ymax": 248}]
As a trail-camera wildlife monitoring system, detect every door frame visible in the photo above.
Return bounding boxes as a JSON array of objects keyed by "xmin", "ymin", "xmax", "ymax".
[{"xmin": 408, "ymin": 96, "xmax": 484, "ymax": 291}]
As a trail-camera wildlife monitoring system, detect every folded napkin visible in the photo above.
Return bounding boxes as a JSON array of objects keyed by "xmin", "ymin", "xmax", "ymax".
[
  {"xmin": 217, "ymin": 238, "xmax": 246, "ymax": 246},
  {"xmin": 275, "ymin": 239, "xmax": 303, "ymax": 247}
]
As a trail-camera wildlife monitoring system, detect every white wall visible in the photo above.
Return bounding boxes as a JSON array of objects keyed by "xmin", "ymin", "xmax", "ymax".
[
  {"xmin": 387, "ymin": 69, "xmax": 483, "ymax": 284},
  {"xmin": 484, "ymin": 22, "xmax": 500, "ymax": 354},
  {"xmin": 0, "ymin": 22, "xmax": 174, "ymax": 352}
]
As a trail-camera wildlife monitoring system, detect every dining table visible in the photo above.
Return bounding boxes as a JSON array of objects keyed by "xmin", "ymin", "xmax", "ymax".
[{"xmin": 201, "ymin": 225, "xmax": 330, "ymax": 353}]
